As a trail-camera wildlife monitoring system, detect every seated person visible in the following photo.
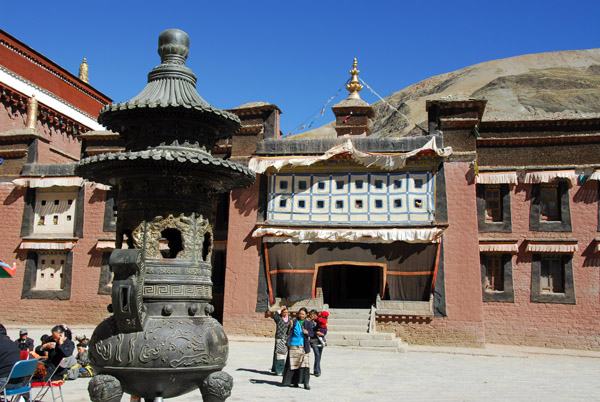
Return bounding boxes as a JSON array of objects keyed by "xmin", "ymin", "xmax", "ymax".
[
  {"xmin": 0, "ymin": 324, "xmax": 29, "ymax": 396},
  {"xmin": 74, "ymin": 343, "xmax": 93, "ymax": 377},
  {"xmin": 75, "ymin": 334, "xmax": 89, "ymax": 347},
  {"xmin": 76, "ymin": 343, "xmax": 89, "ymax": 366},
  {"xmin": 41, "ymin": 325, "xmax": 75, "ymax": 381},
  {"xmin": 14, "ymin": 329, "xmax": 34, "ymax": 352},
  {"xmin": 32, "ymin": 334, "xmax": 51, "ymax": 359}
]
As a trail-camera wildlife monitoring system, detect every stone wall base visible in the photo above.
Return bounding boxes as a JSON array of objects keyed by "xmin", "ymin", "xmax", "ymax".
[{"xmin": 376, "ymin": 317, "xmax": 486, "ymax": 348}]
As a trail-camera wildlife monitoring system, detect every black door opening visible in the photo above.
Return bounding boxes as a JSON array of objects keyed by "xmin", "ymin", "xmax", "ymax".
[{"xmin": 317, "ymin": 264, "xmax": 381, "ymax": 309}]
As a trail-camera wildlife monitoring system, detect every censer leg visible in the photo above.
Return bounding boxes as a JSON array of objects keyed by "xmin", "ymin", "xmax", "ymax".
[
  {"xmin": 88, "ymin": 374, "xmax": 124, "ymax": 402},
  {"xmin": 200, "ymin": 371, "xmax": 234, "ymax": 402}
]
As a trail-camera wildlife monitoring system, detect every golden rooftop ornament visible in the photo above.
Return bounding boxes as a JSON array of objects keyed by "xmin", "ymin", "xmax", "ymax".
[
  {"xmin": 346, "ymin": 58, "xmax": 363, "ymax": 99},
  {"xmin": 79, "ymin": 58, "xmax": 89, "ymax": 83}
]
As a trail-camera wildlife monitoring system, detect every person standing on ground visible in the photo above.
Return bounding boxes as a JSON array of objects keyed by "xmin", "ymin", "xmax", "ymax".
[
  {"xmin": 282, "ymin": 307, "xmax": 313, "ymax": 390},
  {"xmin": 271, "ymin": 305, "xmax": 290, "ymax": 375},
  {"xmin": 308, "ymin": 310, "xmax": 327, "ymax": 377},
  {"xmin": 14, "ymin": 328, "xmax": 34, "ymax": 352}
]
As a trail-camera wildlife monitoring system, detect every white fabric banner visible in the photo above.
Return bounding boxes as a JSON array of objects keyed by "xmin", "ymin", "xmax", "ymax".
[
  {"xmin": 12, "ymin": 177, "xmax": 83, "ymax": 188},
  {"xmin": 479, "ymin": 243, "xmax": 519, "ymax": 253},
  {"xmin": 476, "ymin": 172, "xmax": 519, "ymax": 185},
  {"xmin": 588, "ymin": 170, "xmax": 600, "ymax": 181},
  {"xmin": 526, "ymin": 243, "xmax": 578, "ymax": 253},
  {"xmin": 20, "ymin": 241, "xmax": 75, "ymax": 250},
  {"xmin": 252, "ymin": 226, "xmax": 445, "ymax": 244},
  {"xmin": 95, "ymin": 240, "xmax": 115, "ymax": 250},
  {"xmin": 522, "ymin": 170, "xmax": 577, "ymax": 184},
  {"xmin": 248, "ymin": 138, "xmax": 452, "ymax": 174}
]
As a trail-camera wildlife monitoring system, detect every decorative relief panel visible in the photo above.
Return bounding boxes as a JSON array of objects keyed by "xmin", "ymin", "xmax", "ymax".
[
  {"xmin": 267, "ymin": 171, "xmax": 435, "ymax": 224},
  {"xmin": 143, "ymin": 284, "xmax": 211, "ymax": 298}
]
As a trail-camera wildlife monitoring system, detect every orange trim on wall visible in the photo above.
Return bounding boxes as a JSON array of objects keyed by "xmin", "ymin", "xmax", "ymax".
[
  {"xmin": 431, "ymin": 241, "xmax": 442, "ymax": 291},
  {"xmin": 263, "ymin": 243, "xmax": 274, "ymax": 304},
  {"xmin": 387, "ymin": 271, "xmax": 435, "ymax": 276},
  {"xmin": 269, "ymin": 269, "xmax": 315, "ymax": 274}
]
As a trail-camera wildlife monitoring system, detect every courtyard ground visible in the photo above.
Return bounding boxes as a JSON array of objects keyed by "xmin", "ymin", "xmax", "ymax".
[{"xmin": 5, "ymin": 327, "xmax": 600, "ymax": 401}]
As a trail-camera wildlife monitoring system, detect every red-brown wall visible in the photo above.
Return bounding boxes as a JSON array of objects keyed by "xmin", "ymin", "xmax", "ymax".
[
  {"xmin": 378, "ymin": 162, "xmax": 486, "ymax": 347},
  {"xmin": 222, "ymin": 180, "xmax": 273, "ymax": 337},
  {"xmin": 482, "ymin": 181, "xmax": 600, "ymax": 350},
  {"xmin": 0, "ymin": 183, "xmax": 112, "ymax": 325}
]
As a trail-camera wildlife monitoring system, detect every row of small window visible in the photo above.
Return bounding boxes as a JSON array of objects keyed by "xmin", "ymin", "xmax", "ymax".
[
  {"xmin": 277, "ymin": 178, "xmax": 424, "ymax": 192},
  {"xmin": 484, "ymin": 183, "xmax": 560, "ymax": 222},
  {"xmin": 277, "ymin": 198, "xmax": 423, "ymax": 209},
  {"xmin": 484, "ymin": 254, "xmax": 564, "ymax": 294},
  {"xmin": 39, "ymin": 199, "xmax": 74, "ymax": 207},
  {"xmin": 35, "ymin": 255, "xmax": 66, "ymax": 291},
  {"xmin": 38, "ymin": 215, "xmax": 72, "ymax": 225},
  {"xmin": 33, "ymin": 190, "xmax": 78, "ymax": 235}
]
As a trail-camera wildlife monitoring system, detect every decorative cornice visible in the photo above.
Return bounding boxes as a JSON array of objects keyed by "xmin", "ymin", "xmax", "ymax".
[
  {"xmin": 0, "ymin": 67, "xmax": 101, "ymax": 132},
  {"xmin": 0, "ymin": 30, "xmax": 111, "ymax": 104}
]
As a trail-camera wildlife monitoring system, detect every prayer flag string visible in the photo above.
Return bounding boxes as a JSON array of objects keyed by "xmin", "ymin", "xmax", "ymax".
[
  {"xmin": 359, "ymin": 77, "xmax": 428, "ymax": 134},
  {"xmin": 284, "ymin": 82, "xmax": 348, "ymax": 138}
]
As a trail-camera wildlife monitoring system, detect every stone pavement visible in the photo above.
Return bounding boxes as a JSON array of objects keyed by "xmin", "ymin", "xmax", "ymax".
[{"xmin": 5, "ymin": 327, "xmax": 600, "ymax": 401}]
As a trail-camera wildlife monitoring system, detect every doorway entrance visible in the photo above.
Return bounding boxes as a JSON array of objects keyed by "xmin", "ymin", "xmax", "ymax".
[{"xmin": 316, "ymin": 264, "xmax": 383, "ymax": 309}]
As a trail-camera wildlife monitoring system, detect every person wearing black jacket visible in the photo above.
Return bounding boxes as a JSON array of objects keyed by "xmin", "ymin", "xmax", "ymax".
[
  {"xmin": 41, "ymin": 325, "xmax": 75, "ymax": 381},
  {"xmin": 15, "ymin": 328, "xmax": 34, "ymax": 352},
  {"xmin": 0, "ymin": 324, "xmax": 27, "ymax": 395}
]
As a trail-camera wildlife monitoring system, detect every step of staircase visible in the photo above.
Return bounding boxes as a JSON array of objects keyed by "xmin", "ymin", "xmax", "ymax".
[
  {"xmin": 323, "ymin": 308, "xmax": 406, "ymax": 352},
  {"xmin": 327, "ymin": 318, "xmax": 369, "ymax": 325},
  {"xmin": 327, "ymin": 324, "xmax": 369, "ymax": 332},
  {"xmin": 326, "ymin": 332, "xmax": 395, "ymax": 341}
]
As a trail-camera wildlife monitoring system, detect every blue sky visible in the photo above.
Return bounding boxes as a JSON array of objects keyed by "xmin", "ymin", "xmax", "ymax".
[{"xmin": 3, "ymin": 0, "xmax": 599, "ymax": 136}]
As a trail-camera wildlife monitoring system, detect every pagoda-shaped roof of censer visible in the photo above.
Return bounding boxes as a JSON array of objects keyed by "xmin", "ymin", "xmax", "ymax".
[{"xmin": 76, "ymin": 29, "xmax": 255, "ymax": 190}]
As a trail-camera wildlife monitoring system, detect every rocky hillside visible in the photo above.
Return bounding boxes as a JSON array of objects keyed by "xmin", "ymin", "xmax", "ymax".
[{"xmin": 293, "ymin": 48, "xmax": 600, "ymax": 139}]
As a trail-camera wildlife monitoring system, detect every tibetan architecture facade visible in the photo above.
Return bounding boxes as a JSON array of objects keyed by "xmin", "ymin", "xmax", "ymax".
[
  {"xmin": 0, "ymin": 29, "xmax": 115, "ymax": 324},
  {"xmin": 222, "ymin": 62, "xmax": 600, "ymax": 350},
  {"xmin": 1, "ymin": 30, "xmax": 599, "ymax": 351}
]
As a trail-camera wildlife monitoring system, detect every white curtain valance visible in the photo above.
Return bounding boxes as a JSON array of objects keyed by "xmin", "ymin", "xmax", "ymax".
[
  {"xmin": 95, "ymin": 240, "xmax": 115, "ymax": 250},
  {"xmin": 91, "ymin": 182, "xmax": 112, "ymax": 191},
  {"xmin": 522, "ymin": 170, "xmax": 577, "ymax": 184},
  {"xmin": 12, "ymin": 177, "xmax": 84, "ymax": 188},
  {"xmin": 248, "ymin": 138, "xmax": 452, "ymax": 174},
  {"xmin": 526, "ymin": 242, "xmax": 578, "ymax": 253},
  {"xmin": 252, "ymin": 226, "xmax": 445, "ymax": 244},
  {"xmin": 20, "ymin": 241, "xmax": 75, "ymax": 250},
  {"xmin": 588, "ymin": 170, "xmax": 600, "ymax": 181},
  {"xmin": 479, "ymin": 242, "xmax": 519, "ymax": 253},
  {"xmin": 476, "ymin": 172, "xmax": 519, "ymax": 185}
]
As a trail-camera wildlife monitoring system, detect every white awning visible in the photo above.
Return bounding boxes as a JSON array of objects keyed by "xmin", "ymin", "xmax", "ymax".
[
  {"xmin": 12, "ymin": 177, "xmax": 83, "ymax": 188},
  {"xmin": 522, "ymin": 170, "xmax": 577, "ymax": 184},
  {"xmin": 476, "ymin": 172, "xmax": 519, "ymax": 185},
  {"xmin": 526, "ymin": 242, "xmax": 578, "ymax": 253},
  {"xmin": 95, "ymin": 240, "xmax": 115, "ymax": 250},
  {"xmin": 91, "ymin": 182, "xmax": 112, "ymax": 191},
  {"xmin": 588, "ymin": 170, "xmax": 600, "ymax": 181},
  {"xmin": 20, "ymin": 241, "xmax": 75, "ymax": 250},
  {"xmin": 479, "ymin": 242, "xmax": 519, "ymax": 253},
  {"xmin": 252, "ymin": 227, "xmax": 445, "ymax": 244},
  {"xmin": 248, "ymin": 138, "xmax": 452, "ymax": 174}
]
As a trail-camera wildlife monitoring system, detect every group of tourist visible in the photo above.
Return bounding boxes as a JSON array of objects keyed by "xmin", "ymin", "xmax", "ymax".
[
  {"xmin": 271, "ymin": 306, "xmax": 329, "ymax": 390},
  {"xmin": 0, "ymin": 323, "xmax": 92, "ymax": 395}
]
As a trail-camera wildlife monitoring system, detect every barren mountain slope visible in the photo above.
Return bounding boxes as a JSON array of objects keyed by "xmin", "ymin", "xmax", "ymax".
[{"xmin": 292, "ymin": 48, "xmax": 600, "ymax": 139}]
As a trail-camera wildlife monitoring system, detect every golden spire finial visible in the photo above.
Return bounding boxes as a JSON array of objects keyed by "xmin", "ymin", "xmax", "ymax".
[
  {"xmin": 345, "ymin": 58, "xmax": 363, "ymax": 100},
  {"xmin": 79, "ymin": 58, "xmax": 89, "ymax": 83}
]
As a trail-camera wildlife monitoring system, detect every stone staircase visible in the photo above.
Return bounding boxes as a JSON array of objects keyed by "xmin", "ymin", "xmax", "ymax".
[{"xmin": 324, "ymin": 308, "xmax": 406, "ymax": 352}]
